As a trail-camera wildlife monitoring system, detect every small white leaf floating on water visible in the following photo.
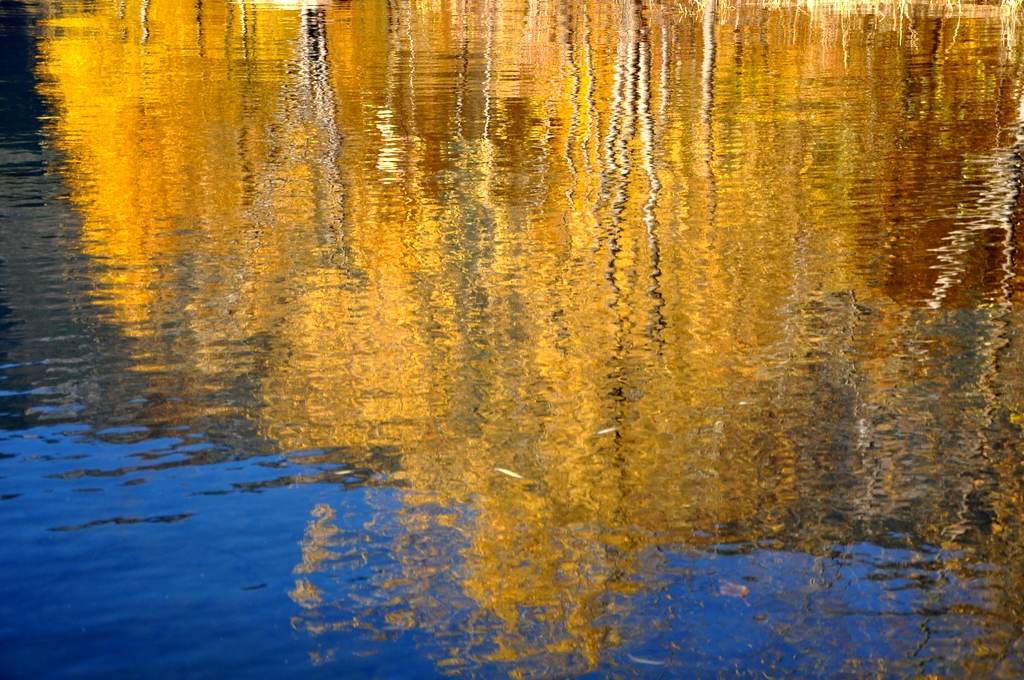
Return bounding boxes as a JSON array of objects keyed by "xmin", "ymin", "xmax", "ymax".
[
  {"xmin": 494, "ymin": 467, "xmax": 525, "ymax": 479},
  {"xmin": 719, "ymin": 581, "xmax": 750, "ymax": 598},
  {"xmin": 333, "ymin": 469, "xmax": 354, "ymax": 476},
  {"xmin": 596, "ymin": 427, "xmax": 617, "ymax": 435},
  {"xmin": 627, "ymin": 654, "xmax": 666, "ymax": 666}
]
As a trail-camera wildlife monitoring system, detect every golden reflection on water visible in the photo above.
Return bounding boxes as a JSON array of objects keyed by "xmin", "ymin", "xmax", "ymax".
[{"xmin": 33, "ymin": 0, "xmax": 1024, "ymax": 673}]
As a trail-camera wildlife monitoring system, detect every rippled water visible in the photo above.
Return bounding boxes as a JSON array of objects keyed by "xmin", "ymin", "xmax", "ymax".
[{"xmin": 4, "ymin": 0, "xmax": 1024, "ymax": 675}]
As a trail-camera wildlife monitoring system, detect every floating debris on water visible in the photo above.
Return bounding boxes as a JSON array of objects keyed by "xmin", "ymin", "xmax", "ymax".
[
  {"xmin": 627, "ymin": 653, "xmax": 666, "ymax": 666},
  {"xmin": 719, "ymin": 581, "xmax": 751, "ymax": 598},
  {"xmin": 596, "ymin": 427, "xmax": 617, "ymax": 435},
  {"xmin": 494, "ymin": 467, "xmax": 525, "ymax": 479}
]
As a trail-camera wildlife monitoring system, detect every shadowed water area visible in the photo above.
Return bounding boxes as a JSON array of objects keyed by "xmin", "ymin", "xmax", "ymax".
[{"xmin": 4, "ymin": 0, "xmax": 1024, "ymax": 675}]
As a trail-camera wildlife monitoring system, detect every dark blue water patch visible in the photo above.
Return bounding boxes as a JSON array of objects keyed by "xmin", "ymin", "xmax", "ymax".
[
  {"xmin": 0, "ymin": 421, "xmax": 442, "ymax": 678},
  {"xmin": 0, "ymin": 0, "xmax": 43, "ymax": 142}
]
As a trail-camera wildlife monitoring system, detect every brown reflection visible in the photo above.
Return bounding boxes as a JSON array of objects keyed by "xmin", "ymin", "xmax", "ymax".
[{"xmin": 34, "ymin": 0, "xmax": 1024, "ymax": 674}]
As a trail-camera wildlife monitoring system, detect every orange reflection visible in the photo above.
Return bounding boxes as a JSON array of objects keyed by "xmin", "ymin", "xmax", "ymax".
[{"xmin": 36, "ymin": 0, "xmax": 1024, "ymax": 673}]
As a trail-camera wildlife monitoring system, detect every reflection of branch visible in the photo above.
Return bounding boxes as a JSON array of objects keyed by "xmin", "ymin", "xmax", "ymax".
[
  {"xmin": 242, "ymin": 5, "xmax": 347, "ymax": 257},
  {"xmin": 701, "ymin": 0, "xmax": 717, "ymax": 224},
  {"xmin": 454, "ymin": 0, "xmax": 468, "ymax": 139},
  {"xmin": 602, "ymin": 1, "xmax": 639, "ymax": 275},
  {"xmin": 195, "ymin": 0, "xmax": 205, "ymax": 55},
  {"xmin": 926, "ymin": 92, "xmax": 1021, "ymax": 309},
  {"xmin": 639, "ymin": 30, "xmax": 666, "ymax": 341},
  {"xmin": 483, "ymin": 0, "xmax": 494, "ymax": 139},
  {"xmin": 564, "ymin": 2, "xmax": 579, "ymax": 205},
  {"xmin": 239, "ymin": 0, "xmax": 249, "ymax": 60},
  {"xmin": 582, "ymin": 2, "xmax": 597, "ymax": 177},
  {"xmin": 140, "ymin": 0, "xmax": 150, "ymax": 44},
  {"xmin": 660, "ymin": 11, "xmax": 669, "ymax": 123},
  {"xmin": 600, "ymin": 12, "xmax": 625, "ymax": 204},
  {"xmin": 299, "ymin": 8, "xmax": 345, "ymax": 233},
  {"xmin": 1000, "ymin": 92, "xmax": 1024, "ymax": 299},
  {"xmin": 403, "ymin": 0, "xmax": 417, "ymax": 143},
  {"xmin": 701, "ymin": 0, "xmax": 716, "ymax": 129}
]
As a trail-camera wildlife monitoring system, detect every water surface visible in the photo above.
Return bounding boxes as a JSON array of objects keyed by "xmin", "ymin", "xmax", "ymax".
[{"xmin": 4, "ymin": 0, "xmax": 1024, "ymax": 675}]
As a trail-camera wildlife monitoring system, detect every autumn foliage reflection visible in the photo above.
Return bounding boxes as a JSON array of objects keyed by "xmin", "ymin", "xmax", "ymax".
[{"xmin": 36, "ymin": 0, "xmax": 1024, "ymax": 674}]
